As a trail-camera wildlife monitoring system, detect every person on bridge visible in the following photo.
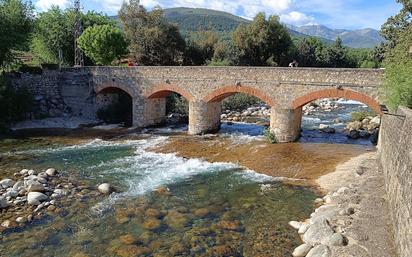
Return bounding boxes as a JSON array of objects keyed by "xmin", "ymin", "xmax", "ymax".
[{"xmin": 289, "ymin": 60, "xmax": 299, "ymax": 67}]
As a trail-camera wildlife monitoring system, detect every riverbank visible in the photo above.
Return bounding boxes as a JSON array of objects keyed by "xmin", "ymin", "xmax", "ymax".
[{"xmin": 289, "ymin": 152, "xmax": 396, "ymax": 257}]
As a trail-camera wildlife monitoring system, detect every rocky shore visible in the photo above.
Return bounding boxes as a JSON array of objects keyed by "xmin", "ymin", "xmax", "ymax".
[
  {"xmin": 288, "ymin": 152, "xmax": 395, "ymax": 257},
  {"xmin": 0, "ymin": 168, "xmax": 111, "ymax": 235}
]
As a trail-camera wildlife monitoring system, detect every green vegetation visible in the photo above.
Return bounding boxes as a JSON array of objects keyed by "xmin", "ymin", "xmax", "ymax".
[
  {"xmin": 351, "ymin": 111, "xmax": 376, "ymax": 122},
  {"xmin": 0, "ymin": 75, "xmax": 33, "ymax": 131},
  {"xmin": 222, "ymin": 94, "xmax": 262, "ymax": 111},
  {"xmin": 78, "ymin": 25, "xmax": 128, "ymax": 65},
  {"xmin": 166, "ymin": 93, "xmax": 189, "ymax": 116},
  {"xmin": 0, "ymin": 0, "xmax": 33, "ymax": 68},
  {"xmin": 119, "ymin": 2, "xmax": 186, "ymax": 65},
  {"xmin": 263, "ymin": 128, "xmax": 277, "ymax": 144},
  {"xmin": 381, "ymin": 1, "xmax": 412, "ymax": 109},
  {"xmin": 31, "ymin": 8, "xmax": 114, "ymax": 66}
]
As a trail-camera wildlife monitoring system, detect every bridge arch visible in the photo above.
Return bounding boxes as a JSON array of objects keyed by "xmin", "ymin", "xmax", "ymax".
[
  {"xmin": 292, "ymin": 88, "xmax": 382, "ymax": 114},
  {"xmin": 146, "ymin": 84, "xmax": 194, "ymax": 102},
  {"xmin": 203, "ymin": 85, "xmax": 277, "ymax": 107},
  {"xmin": 95, "ymin": 82, "xmax": 138, "ymax": 98}
]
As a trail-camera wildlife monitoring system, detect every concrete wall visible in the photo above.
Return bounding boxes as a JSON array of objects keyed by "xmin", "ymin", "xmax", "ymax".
[{"xmin": 378, "ymin": 106, "xmax": 412, "ymax": 257}]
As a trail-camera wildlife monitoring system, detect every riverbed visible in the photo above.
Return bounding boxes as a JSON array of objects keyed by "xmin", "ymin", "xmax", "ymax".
[{"xmin": 0, "ymin": 101, "xmax": 374, "ymax": 257}]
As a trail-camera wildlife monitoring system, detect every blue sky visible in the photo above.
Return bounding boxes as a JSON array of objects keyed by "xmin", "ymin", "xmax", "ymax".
[{"xmin": 34, "ymin": 0, "xmax": 402, "ymax": 30}]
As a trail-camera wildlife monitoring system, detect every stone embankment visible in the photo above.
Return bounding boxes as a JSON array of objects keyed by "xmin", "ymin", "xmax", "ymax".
[
  {"xmin": 289, "ymin": 152, "xmax": 395, "ymax": 257},
  {"xmin": 0, "ymin": 168, "xmax": 112, "ymax": 234}
]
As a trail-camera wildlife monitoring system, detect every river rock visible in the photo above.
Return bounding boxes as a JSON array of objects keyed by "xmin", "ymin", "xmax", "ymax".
[
  {"xmin": 288, "ymin": 221, "xmax": 302, "ymax": 230},
  {"xmin": 0, "ymin": 196, "xmax": 9, "ymax": 208},
  {"xmin": 45, "ymin": 168, "xmax": 57, "ymax": 176},
  {"xmin": 0, "ymin": 179, "xmax": 15, "ymax": 189},
  {"xmin": 20, "ymin": 169, "xmax": 29, "ymax": 176},
  {"xmin": 306, "ymin": 244, "xmax": 331, "ymax": 257},
  {"xmin": 26, "ymin": 181, "xmax": 45, "ymax": 192},
  {"xmin": 370, "ymin": 116, "xmax": 380, "ymax": 125},
  {"xmin": 27, "ymin": 192, "xmax": 48, "ymax": 205},
  {"xmin": 16, "ymin": 217, "xmax": 27, "ymax": 223},
  {"xmin": 303, "ymin": 217, "xmax": 334, "ymax": 246},
  {"xmin": 347, "ymin": 130, "xmax": 360, "ymax": 139},
  {"xmin": 298, "ymin": 223, "xmax": 310, "ymax": 234},
  {"xmin": 292, "ymin": 243, "xmax": 312, "ymax": 257},
  {"xmin": 5, "ymin": 189, "xmax": 18, "ymax": 198},
  {"xmin": 12, "ymin": 181, "xmax": 24, "ymax": 191},
  {"xmin": 321, "ymin": 233, "xmax": 345, "ymax": 246},
  {"xmin": 321, "ymin": 127, "xmax": 336, "ymax": 134},
  {"xmin": 346, "ymin": 121, "xmax": 363, "ymax": 131},
  {"xmin": 28, "ymin": 170, "xmax": 37, "ymax": 176},
  {"xmin": 97, "ymin": 183, "xmax": 112, "ymax": 194}
]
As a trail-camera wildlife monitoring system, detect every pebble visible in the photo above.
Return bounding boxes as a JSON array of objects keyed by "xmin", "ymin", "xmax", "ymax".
[
  {"xmin": 97, "ymin": 183, "xmax": 112, "ymax": 194},
  {"xmin": 292, "ymin": 244, "xmax": 312, "ymax": 257},
  {"xmin": 306, "ymin": 245, "xmax": 331, "ymax": 257},
  {"xmin": 46, "ymin": 168, "xmax": 57, "ymax": 176}
]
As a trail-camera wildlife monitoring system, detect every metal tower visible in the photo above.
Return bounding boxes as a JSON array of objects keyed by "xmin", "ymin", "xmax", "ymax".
[{"xmin": 74, "ymin": 0, "xmax": 84, "ymax": 67}]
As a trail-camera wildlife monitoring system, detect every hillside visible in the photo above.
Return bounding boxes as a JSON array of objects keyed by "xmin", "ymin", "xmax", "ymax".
[{"xmin": 288, "ymin": 25, "xmax": 382, "ymax": 48}]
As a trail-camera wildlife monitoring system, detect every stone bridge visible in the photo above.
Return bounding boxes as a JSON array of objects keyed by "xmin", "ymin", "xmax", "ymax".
[{"xmin": 61, "ymin": 66, "xmax": 384, "ymax": 142}]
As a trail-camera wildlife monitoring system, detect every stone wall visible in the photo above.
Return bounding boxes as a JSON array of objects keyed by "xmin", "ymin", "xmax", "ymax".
[{"xmin": 378, "ymin": 106, "xmax": 412, "ymax": 257}]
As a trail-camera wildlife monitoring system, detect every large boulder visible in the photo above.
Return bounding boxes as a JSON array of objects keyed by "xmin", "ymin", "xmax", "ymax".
[
  {"xmin": 0, "ymin": 196, "xmax": 9, "ymax": 209},
  {"xmin": 303, "ymin": 217, "xmax": 334, "ymax": 246},
  {"xmin": 45, "ymin": 168, "xmax": 57, "ymax": 176},
  {"xmin": 26, "ymin": 181, "xmax": 45, "ymax": 192},
  {"xmin": 27, "ymin": 192, "xmax": 48, "ymax": 205},
  {"xmin": 346, "ymin": 121, "xmax": 363, "ymax": 131}
]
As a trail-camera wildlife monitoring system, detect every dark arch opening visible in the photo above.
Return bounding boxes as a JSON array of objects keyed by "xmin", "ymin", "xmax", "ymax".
[{"xmin": 96, "ymin": 87, "xmax": 133, "ymax": 127}]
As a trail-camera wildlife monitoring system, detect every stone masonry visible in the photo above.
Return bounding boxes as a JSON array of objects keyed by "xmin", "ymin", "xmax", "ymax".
[{"xmin": 11, "ymin": 66, "xmax": 384, "ymax": 142}]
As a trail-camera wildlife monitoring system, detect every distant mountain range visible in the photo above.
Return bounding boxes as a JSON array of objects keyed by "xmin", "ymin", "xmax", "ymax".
[{"xmin": 113, "ymin": 7, "xmax": 383, "ymax": 48}]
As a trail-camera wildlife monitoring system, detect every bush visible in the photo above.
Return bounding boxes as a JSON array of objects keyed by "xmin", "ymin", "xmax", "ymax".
[
  {"xmin": 351, "ymin": 111, "xmax": 376, "ymax": 122},
  {"xmin": 222, "ymin": 93, "xmax": 262, "ymax": 111},
  {"xmin": 263, "ymin": 127, "xmax": 277, "ymax": 144},
  {"xmin": 166, "ymin": 93, "xmax": 189, "ymax": 116},
  {"xmin": 0, "ymin": 75, "xmax": 33, "ymax": 131},
  {"xmin": 18, "ymin": 64, "xmax": 43, "ymax": 74}
]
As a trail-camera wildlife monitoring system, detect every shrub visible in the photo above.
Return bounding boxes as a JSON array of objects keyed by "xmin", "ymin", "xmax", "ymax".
[
  {"xmin": 351, "ymin": 111, "xmax": 376, "ymax": 122},
  {"xmin": 222, "ymin": 93, "xmax": 262, "ymax": 111},
  {"xmin": 166, "ymin": 93, "xmax": 189, "ymax": 116},
  {"xmin": 263, "ymin": 127, "xmax": 277, "ymax": 144},
  {"xmin": 0, "ymin": 75, "xmax": 33, "ymax": 131}
]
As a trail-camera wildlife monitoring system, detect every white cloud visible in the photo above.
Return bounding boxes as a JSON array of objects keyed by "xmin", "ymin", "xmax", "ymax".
[
  {"xmin": 35, "ymin": 0, "xmax": 69, "ymax": 11},
  {"xmin": 280, "ymin": 11, "xmax": 315, "ymax": 26}
]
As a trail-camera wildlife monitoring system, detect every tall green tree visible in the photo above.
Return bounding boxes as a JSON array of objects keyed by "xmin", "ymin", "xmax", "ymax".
[
  {"xmin": 322, "ymin": 38, "xmax": 354, "ymax": 68},
  {"xmin": 232, "ymin": 13, "xmax": 293, "ymax": 66},
  {"xmin": 31, "ymin": 8, "xmax": 114, "ymax": 66},
  {"xmin": 0, "ymin": 0, "xmax": 33, "ymax": 67},
  {"xmin": 380, "ymin": 0, "xmax": 411, "ymax": 47},
  {"xmin": 78, "ymin": 25, "xmax": 128, "ymax": 65},
  {"xmin": 119, "ymin": 1, "xmax": 186, "ymax": 65}
]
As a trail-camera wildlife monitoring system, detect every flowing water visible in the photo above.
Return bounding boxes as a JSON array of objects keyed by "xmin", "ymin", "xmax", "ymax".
[{"xmin": 0, "ymin": 100, "xmax": 373, "ymax": 257}]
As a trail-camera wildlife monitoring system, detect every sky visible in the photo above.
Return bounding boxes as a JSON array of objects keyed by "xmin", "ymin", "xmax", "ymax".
[{"xmin": 33, "ymin": 0, "xmax": 402, "ymax": 30}]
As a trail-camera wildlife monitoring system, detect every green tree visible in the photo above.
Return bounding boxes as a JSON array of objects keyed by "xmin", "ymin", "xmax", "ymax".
[
  {"xmin": 31, "ymin": 8, "xmax": 114, "ymax": 66},
  {"xmin": 78, "ymin": 25, "xmax": 128, "ymax": 65},
  {"xmin": 323, "ymin": 38, "xmax": 354, "ymax": 68},
  {"xmin": 0, "ymin": 0, "xmax": 33, "ymax": 67},
  {"xmin": 119, "ymin": 1, "xmax": 186, "ymax": 65},
  {"xmin": 383, "ymin": 23, "xmax": 412, "ymax": 109},
  {"xmin": 232, "ymin": 13, "xmax": 293, "ymax": 66},
  {"xmin": 296, "ymin": 37, "xmax": 327, "ymax": 67},
  {"xmin": 380, "ymin": 0, "xmax": 411, "ymax": 47}
]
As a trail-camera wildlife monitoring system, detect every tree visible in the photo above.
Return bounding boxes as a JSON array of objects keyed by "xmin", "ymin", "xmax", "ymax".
[
  {"xmin": 31, "ymin": 8, "xmax": 114, "ymax": 66},
  {"xmin": 119, "ymin": 1, "xmax": 186, "ymax": 65},
  {"xmin": 383, "ymin": 23, "xmax": 412, "ymax": 109},
  {"xmin": 0, "ymin": 0, "xmax": 33, "ymax": 66},
  {"xmin": 232, "ymin": 13, "xmax": 293, "ymax": 66},
  {"xmin": 380, "ymin": 0, "xmax": 411, "ymax": 47},
  {"xmin": 78, "ymin": 25, "xmax": 128, "ymax": 65},
  {"xmin": 296, "ymin": 37, "xmax": 327, "ymax": 67},
  {"xmin": 322, "ymin": 38, "xmax": 354, "ymax": 68}
]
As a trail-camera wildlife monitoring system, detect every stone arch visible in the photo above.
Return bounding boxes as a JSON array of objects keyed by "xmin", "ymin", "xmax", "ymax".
[
  {"xmin": 203, "ymin": 85, "xmax": 277, "ymax": 107},
  {"xmin": 95, "ymin": 82, "xmax": 137, "ymax": 98},
  {"xmin": 146, "ymin": 84, "xmax": 194, "ymax": 101},
  {"xmin": 292, "ymin": 88, "xmax": 382, "ymax": 114}
]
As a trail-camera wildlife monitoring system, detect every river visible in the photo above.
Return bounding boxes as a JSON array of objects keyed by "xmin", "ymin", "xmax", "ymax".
[{"xmin": 0, "ymin": 100, "xmax": 374, "ymax": 257}]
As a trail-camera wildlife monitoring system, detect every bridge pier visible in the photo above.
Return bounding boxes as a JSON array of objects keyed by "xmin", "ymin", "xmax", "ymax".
[
  {"xmin": 143, "ymin": 98, "xmax": 166, "ymax": 126},
  {"xmin": 189, "ymin": 101, "xmax": 221, "ymax": 135},
  {"xmin": 270, "ymin": 107, "xmax": 302, "ymax": 143}
]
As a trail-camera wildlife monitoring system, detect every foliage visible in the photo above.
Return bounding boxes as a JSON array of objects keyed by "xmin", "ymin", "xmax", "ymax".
[
  {"xmin": 166, "ymin": 93, "xmax": 189, "ymax": 115},
  {"xmin": 0, "ymin": 0, "xmax": 34, "ymax": 67},
  {"xmin": 263, "ymin": 128, "xmax": 277, "ymax": 144},
  {"xmin": 383, "ymin": 22, "xmax": 412, "ymax": 109},
  {"xmin": 351, "ymin": 111, "xmax": 376, "ymax": 122},
  {"xmin": 0, "ymin": 74, "xmax": 33, "ymax": 131},
  {"xmin": 232, "ymin": 13, "xmax": 293, "ymax": 66},
  {"xmin": 222, "ymin": 93, "xmax": 262, "ymax": 111},
  {"xmin": 119, "ymin": 2, "xmax": 186, "ymax": 65},
  {"xmin": 380, "ymin": 0, "xmax": 411, "ymax": 47},
  {"xmin": 78, "ymin": 25, "xmax": 128, "ymax": 65},
  {"xmin": 31, "ymin": 8, "xmax": 114, "ymax": 66},
  {"xmin": 96, "ymin": 93, "xmax": 132, "ymax": 125}
]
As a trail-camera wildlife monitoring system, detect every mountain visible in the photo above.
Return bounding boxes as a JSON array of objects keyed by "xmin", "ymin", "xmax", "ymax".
[
  {"xmin": 113, "ymin": 7, "xmax": 382, "ymax": 48},
  {"xmin": 288, "ymin": 25, "xmax": 382, "ymax": 48}
]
